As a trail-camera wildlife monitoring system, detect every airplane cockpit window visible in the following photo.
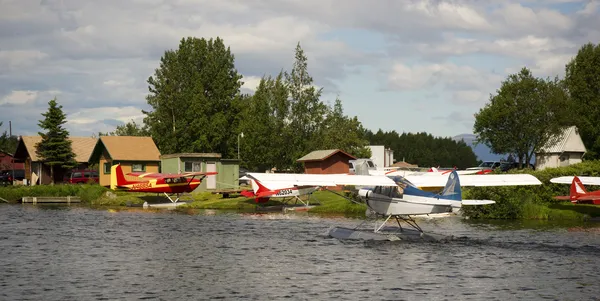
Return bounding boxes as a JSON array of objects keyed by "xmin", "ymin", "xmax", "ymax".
[
  {"xmin": 391, "ymin": 182, "xmax": 407, "ymax": 198},
  {"xmin": 390, "ymin": 176, "xmax": 415, "ymax": 188},
  {"xmin": 165, "ymin": 178, "xmax": 173, "ymax": 184},
  {"xmin": 374, "ymin": 186, "xmax": 382, "ymax": 194},
  {"xmin": 367, "ymin": 161, "xmax": 375, "ymax": 168},
  {"xmin": 179, "ymin": 177, "xmax": 187, "ymax": 183},
  {"xmin": 381, "ymin": 186, "xmax": 394, "ymax": 197}
]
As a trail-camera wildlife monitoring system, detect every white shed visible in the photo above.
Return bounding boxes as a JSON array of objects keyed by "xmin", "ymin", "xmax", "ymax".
[
  {"xmin": 368, "ymin": 145, "xmax": 394, "ymax": 167},
  {"xmin": 535, "ymin": 126, "xmax": 586, "ymax": 170}
]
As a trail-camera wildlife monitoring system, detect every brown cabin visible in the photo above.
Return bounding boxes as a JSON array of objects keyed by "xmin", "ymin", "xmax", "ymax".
[
  {"xmin": 297, "ymin": 149, "xmax": 357, "ymax": 174},
  {"xmin": 297, "ymin": 149, "xmax": 357, "ymax": 190},
  {"xmin": 13, "ymin": 136, "xmax": 97, "ymax": 184},
  {"xmin": 0, "ymin": 150, "xmax": 24, "ymax": 170},
  {"xmin": 88, "ymin": 136, "xmax": 161, "ymax": 187}
]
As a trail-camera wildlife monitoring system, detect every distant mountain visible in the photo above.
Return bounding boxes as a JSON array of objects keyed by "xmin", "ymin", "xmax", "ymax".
[{"xmin": 452, "ymin": 133, "xmax": 506, "ymax": 162}]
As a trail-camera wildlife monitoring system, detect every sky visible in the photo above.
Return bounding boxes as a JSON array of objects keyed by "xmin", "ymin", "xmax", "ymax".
[{"xmin": 1, "ymin": 0, "xmax": 599, "ymax": 139}]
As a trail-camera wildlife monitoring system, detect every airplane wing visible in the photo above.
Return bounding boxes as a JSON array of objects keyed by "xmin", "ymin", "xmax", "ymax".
[
  {"xmin": 245, "ymin": 173, "xmax": 398, "ymax": 187},
  {"xmin": 405, "ymin": 174, "xmax": 542, "ymax": 187},
  {"xmin": 461, "ymin": 199, "xmax": 496, "ymax": 205},
  {"xmin": 128, "ymin": 171, "xmax": 217, "ymax": 179},
  {"xmin": 550, "ymin": 176, "xmax": 600, "ymax": 186}
]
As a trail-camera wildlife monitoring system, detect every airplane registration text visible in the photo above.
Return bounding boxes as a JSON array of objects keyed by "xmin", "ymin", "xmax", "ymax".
[
  {"xmin": 276, "ymin": 189, "xmax": 293, "ymax": 196},
  {"xmin": 132, "ymin": 182, "xmax": 152, "ymax": 190}
]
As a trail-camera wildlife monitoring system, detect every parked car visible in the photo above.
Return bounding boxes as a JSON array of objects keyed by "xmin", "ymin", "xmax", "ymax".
[
  {"xmin": 466, "ymin": 161, "xmax": 503, "ymax": 171},
  {"xmin": 498, "ymin": 162, "xmax": 535, "ymax": 172},
  {"xmin": 239, "ymin": 167, "xmax": 250, "ymax": 185},
  {"xmin": 0, "ymin": 169, "xmax": 25, "ymax": 185},
  {"xmin": 64, "ymin": 170, "xmax": 99, "ymax": 184}
]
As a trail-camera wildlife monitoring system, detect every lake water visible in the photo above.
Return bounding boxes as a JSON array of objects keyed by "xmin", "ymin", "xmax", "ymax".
[{"xmin": 1, "ymin": 204, "xmax": 600, "ymax": 300}]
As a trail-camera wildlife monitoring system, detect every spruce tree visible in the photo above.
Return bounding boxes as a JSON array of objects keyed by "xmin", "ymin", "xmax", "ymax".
[{"xmin": 36, "ymin": 98, "xmax": 77, "ymax": 184}]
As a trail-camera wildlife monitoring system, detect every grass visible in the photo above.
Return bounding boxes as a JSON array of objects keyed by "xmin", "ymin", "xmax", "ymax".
[
  {"xmin": 307, "ymin": 190, "xmax": 367, "ymax": 217},
  {"xmin": 0, "ymin": 184, "xmax": 108, "ymax": 202},
  {"xmin": 6, "ymin": 161, "xmax": 600, "ymax": 222}
]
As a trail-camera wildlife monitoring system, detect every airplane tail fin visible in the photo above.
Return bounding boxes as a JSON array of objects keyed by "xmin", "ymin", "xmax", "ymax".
[
  {"xmin": 246, "ymin": 177, "xmax": 276, "ymax": 203},
  {"xmin": 570, "ymin": 176, "xmax": 587, "ymax": 202},
  {"xmin": 439, "ymin": 170, "xmax": 462, "ymax": 201},
  {"xmin": 110, "ymin": 164, "xmax": 132, "ymax": 190}
]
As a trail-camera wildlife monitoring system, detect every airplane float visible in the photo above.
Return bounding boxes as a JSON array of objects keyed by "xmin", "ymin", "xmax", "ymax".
[
  {"xmin": 550, "ymin": 176, "xmax": 600, "ymax": 205},
  {"xmin": 110, "ymin": 164, "xmax": 217, "ymax": 208},
  {"xmin": 245, "ymin": 171, "xmax": 542, "ymax": 241}
]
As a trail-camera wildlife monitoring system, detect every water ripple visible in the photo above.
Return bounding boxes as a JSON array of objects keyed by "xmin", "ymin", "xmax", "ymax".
[{"xmin": 1, "ymin": 204, "xmax": 600, "ymax": 300}]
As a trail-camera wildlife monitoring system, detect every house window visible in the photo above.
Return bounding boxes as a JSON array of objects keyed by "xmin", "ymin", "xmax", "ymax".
[
  {"xmin": 132, "ymin": 163, "xmax": 146, "ymax": 172},
  {"xmin": 184, "ymin": 161, "xmax": 201, "ymax": 172},
  {"xmin": 104, "ymin": 163, "xmax": 111, "ymax": 174}
]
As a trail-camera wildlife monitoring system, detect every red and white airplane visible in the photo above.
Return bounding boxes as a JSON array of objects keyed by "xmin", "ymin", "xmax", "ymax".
[
  {"xmin": 110, "ymin": 164, "xmax": 217, "ymax": 206},
  {"xmin": 551, "ymin": 176, "xmax": 600, "ymax": 205},
  {"xmin": 240, "ymin": 176, "xmax": 320, "ymax": 206}
]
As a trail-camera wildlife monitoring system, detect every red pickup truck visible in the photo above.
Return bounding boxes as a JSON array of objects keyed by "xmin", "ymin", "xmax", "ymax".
[{"xmin": 64, "ymin": 170, "xmax": 99, "ymax": 184}]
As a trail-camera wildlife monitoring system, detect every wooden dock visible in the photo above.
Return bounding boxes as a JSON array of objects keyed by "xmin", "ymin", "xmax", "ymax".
[{"xmin": 21, "ymin": 196, "xmax": 81, "ymax": 204}]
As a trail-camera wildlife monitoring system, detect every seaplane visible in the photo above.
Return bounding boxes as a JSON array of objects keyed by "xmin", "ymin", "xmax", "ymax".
[
  {"xmin": 240, "ymin": 176, "xmax": 320, "ymax": 207},
  {"xmin": 110, "ymin": 164, "xmax": 217, "ymax": 208},
  {"xmin": 550, "ymin": 176, "xmax": 600, "ymax": 205},
  {"xmin": 245, "ymin": 171, "xmax": 542, "ymax": 241}
]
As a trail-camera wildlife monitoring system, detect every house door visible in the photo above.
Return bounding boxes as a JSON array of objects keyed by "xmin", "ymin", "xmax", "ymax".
[{"xmin": 206, "ymin": 162, "xmax": 216, "ymax": 189}]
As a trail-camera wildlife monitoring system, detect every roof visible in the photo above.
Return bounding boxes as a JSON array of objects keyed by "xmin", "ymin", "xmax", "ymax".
[
  {"xmin": 160, "ymin": 153, "xmax": 222, "ymax": 159},
  {"xmin": 538, "ymin": 126, "xmax": 587, "ymax": 154},
  {"xmin": 90, "ymin": 136, "xmax": 161, "ymax": 162},
  {"xmin": 297, "ymin": 149, "xmax": 357, "ymax": 162},
  {"xmin": 391, "ymin": 161, "xmax": 418, "ymax": 168},
  {"xmin": 17, "ymin": 136, "xmax": 97, "ymax": 162}
]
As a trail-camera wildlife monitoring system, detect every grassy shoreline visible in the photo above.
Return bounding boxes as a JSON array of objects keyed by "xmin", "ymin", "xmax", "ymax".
[
  {"xmin": 1, "ymin": 185, "xmax": 598, "ymax": 220},
  {"xmin": 3, "ymin": 160, "xmax": 600, "ymax": 220}
]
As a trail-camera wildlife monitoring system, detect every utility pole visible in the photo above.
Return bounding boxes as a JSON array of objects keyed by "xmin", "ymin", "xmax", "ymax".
[{"xmin": 238, "ymin": 132, "xmax": 244, "ymax": 160}]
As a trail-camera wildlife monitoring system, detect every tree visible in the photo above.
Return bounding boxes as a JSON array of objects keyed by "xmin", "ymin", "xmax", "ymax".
[
  {"xmin": 474, "ymin": 67, "xmax": 571, "ymax": 166},
  {"xmin": 318, "ymin": 98, "xmax": 371, "ymax": 158},
  {"xmin": 365, "ymin": 130, "xmax": 478, "ymax": 169},
  {"xmin": 0, "ymin": 121, "xmax": 18, "ymax": 155},
  {"xmin": 285, "ymin": 42, "xmax": 329, "ymax": 171},
  {"xmin": 237, "ymin": 42, "xmax": 371, "ymax": 171},
  {"xmin": 114, "ymin": 120, "xmax": 149, "ymax": 136},
  {"xmin": 36, "ymin": 98, "xmax": 77, "ymax": 184},
  {"xmin": 143, "ymin": 37, "xmax": 243, "ymax": 156},
  {"xmin": 565, "ymin": 42, "xmax": 600, "ymax": 159}
]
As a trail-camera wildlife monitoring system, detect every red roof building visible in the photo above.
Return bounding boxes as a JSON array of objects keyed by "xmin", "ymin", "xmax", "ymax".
[
  {"xmin": 297, "ymin": 149, "xmax": 357, "ymax": 174},
  {"xmin": 0, "ymin": 150, "xmax": 24, "ymax": 170}
]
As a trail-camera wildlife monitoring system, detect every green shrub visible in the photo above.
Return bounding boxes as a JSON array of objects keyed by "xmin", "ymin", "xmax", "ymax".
[{"xmin": 462, "ymin": 160, "xmax": 600, "ymax": 220}]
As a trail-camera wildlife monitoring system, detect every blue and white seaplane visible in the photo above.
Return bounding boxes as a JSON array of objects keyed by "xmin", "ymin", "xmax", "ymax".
[{"xmin": 245, "ymin": 171, "xmax": 542, "ymax": 241}]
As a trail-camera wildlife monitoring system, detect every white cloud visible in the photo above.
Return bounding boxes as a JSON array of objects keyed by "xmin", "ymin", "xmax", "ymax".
[
  {"xmin": 0, "ymin": 50, "xmax": 48, "ymax": 71},
  {"xmin": 388, "ymin": 62, "xmax": 503, "ymax": 106},
  {"xmin": 241, "ymin": 76, "xmax": 263, "ymax": 92},
  {"xmin": 0, "ymin": 90, "xmax": 39, "ymax": 105},
  {"xmin": 0, "ymin": 0, "xmax": 596, "ymax": 138}
]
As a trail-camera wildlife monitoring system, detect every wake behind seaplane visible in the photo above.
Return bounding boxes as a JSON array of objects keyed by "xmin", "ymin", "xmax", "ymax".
[
  {"xmin": 110, "ymin": 164, "xmax": 217, "ymax": 208},
  {"xmin": 550, "ymin": 176, "xmax": 600, "ymax": 205},
  {"xmin": 245, "ymin": 171, "xmax": 542, "ymax": 241}
]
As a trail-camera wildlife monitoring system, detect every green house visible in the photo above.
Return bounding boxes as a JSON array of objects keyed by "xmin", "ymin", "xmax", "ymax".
[{"xmin": 160, "ymin": 153, "xmax": 240, "ymax": 191}]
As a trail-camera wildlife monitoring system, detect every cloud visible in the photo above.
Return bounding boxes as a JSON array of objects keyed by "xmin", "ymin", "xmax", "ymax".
[
  {"xmin": 0, "ymin": 0, "xmax": 596, "ymax": 139},
  {"xmin": 0, "ymin": 90, "xmax": 39, "ymax": 105}
]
